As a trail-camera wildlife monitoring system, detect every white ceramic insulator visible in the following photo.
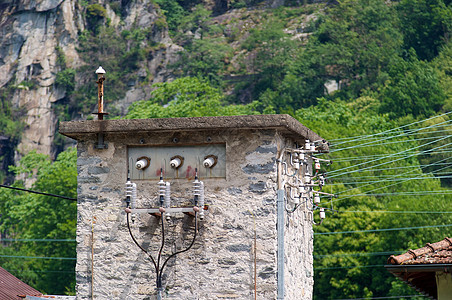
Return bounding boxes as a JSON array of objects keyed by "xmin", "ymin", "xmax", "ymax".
[
  {"xmin": 164, "ymin": 182, "xmax": 171, "ymax": 220},
  {"xmin": 131, "ymin": 183, "xmax": 137, "ymax": 209},
  {"xmin": 310, "ymin": 143, "xmax": 316, "ymax": 152},
  {"xmin": 158, "ymin": 179, "xmax": 166, "ymax": 198},
  {"xmin": 170, "ymin": 157, "xmax": 182, "ymax": 169},
  {"xmin": 298, "ymin": 186, "xmax": 305, "ymax": 194},
  {"xmin": 314, "ymin": 193, "xmax": 320, "ymax": 204},
  {"xmin": 136, "ymin": 159, "xmax": 148, "ymax": 170},
  {"xmin": 305, "ymin": 140, "xmax": 311, "ymax": 150},
  {"xmin": 315, "ymin": 160, "xmax": 321, "ymax": 170},
  {"xmin": 203, "ymin": 157, "xmax": 215, "ymax": 168},
  {"xmin": 294, "ymin": 162, "xmax": 300, "ymax": 170},
  {"xmin": 125, "ymin": 180, "xmax": 134, "ymax": 198},
  {"xmin": 193, "ymin": 179, "xmax": 201, "ymax": 197},
  {"xmin": 304, "ymin": 175, "xmax": 311, "ymax": 184},
  {"xmin": 293, "ymin": 195, "xmax": 300, "ymax": 205},
  {"xmin": 199, "ymin": 181, "xmax": 205, "ymax": 219},
  {"xmin": 320, "ymin": 208, "xmax": 325, "ymax": 219}
]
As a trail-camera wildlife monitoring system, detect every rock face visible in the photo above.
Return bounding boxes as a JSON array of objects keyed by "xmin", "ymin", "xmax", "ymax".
[{"xmin": 0, "ymin": 0, "xmax": 179, "ymax": 161}]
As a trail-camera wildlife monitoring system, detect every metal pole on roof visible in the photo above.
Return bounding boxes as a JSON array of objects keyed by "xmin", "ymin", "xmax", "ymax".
[{"xmin": 277, "ymin": 189, "xmax": 285, "ymax": 300}]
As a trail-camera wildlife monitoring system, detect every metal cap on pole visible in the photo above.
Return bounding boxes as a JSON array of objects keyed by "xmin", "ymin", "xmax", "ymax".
[{"xmin": 93, "ymin": 66, "xmax": 108, "ymax": 120}]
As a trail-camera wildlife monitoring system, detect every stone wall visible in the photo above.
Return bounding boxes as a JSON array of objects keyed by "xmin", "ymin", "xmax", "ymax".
[{"xmin": 66, "ymin": 116, "xmax": 320, "ymax": 300}]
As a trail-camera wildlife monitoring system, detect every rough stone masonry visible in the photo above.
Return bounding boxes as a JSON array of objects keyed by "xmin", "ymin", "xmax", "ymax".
[{"xmin": 59, "ymin": 114, "xmax": 328, "ymax": 300}]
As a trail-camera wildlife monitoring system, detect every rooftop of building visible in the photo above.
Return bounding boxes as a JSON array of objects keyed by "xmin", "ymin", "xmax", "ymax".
[
  {"xmin": 0, "ymin": 266, "xmax": 42, "ymax": 299},
  {"xmin": 59, "ymin": 114, "xmax": 329, "ymax": 152},
  {"xmin": 386, "ymin": 237, "xmax": 452, "ymax": 300}
]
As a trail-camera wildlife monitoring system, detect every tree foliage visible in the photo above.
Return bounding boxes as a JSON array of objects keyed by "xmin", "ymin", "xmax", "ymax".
[
  {"xmin": 295, "ymin": 99, "xmax": 451, "ymax": 299},
  {"xmin": 0, "ymin": 148, "xmax": 77, "ymax": 294},
  {"xmin": 397, "ymin": 0, "xmax": 452, "ymax": 61},
  {"xmin": 124, "ymin": 77, "xmax": 267, "ymax": 119},
  {"xmin": 379, "ymin": 50, "xmax": 446, "ymax": 118}
]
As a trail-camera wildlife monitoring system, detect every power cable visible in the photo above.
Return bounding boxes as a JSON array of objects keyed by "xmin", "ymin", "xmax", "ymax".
[
  {"xmin": 0, "ymin": 254, "xmax": 76, "ymax": 260},
  {"xmin": 330, "ymin": 121, "xmax": 451, "ymax": 152},
  {"xmin": 328, "ymin": 111, "xmax": 452, "ymax": 144},
  {"xmin": 328, "ymin": 137, "xmax": 452, "ymax": 177},
  {"xmin": 315, "ymin": 264, "xmax": 385, "ymax": 270},
  {"xmin": 0, "ymin": 184, "xmax": 77, "ymax": 201},
  {"xmin": 329, "ymin": 161, "xmax": 452, "ymax": 204},
  {"xmin": 329, "ymin": 161, "xmax": 451, "ymax": 173},
  {"xmin": 335, "ymin": 190, "xmax": 452, "ymax": 197},
  {"xmin": 0, "ymin": 238, "xmax": 76, "ymax": 242},
  {"xmin": 333, "ymin": 295, "xmax": 427, "ymax": 299},
  {"xmin": 330, "ymin": 130, "xmax": 452, "ymax": 151},
  {"xmin": 329, "ymin": 175, "xmax": 452, "ymax": 185},
  {"xmin": 314, "ymin": 251, "xmax": 403, "ymax": 258},
  {"xmin": 340, "ymin": 210, "xmax": 452, "ymax": 214},
  {"xmin": 314, "ymin": 223, "xmax": 452, "ymax": 235}
]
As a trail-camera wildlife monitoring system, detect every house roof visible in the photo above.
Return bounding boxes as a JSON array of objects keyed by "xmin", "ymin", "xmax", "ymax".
[
  {"xmin": 385, "ymin": 237, "xmax": 452, "ymax": 300},
  {"xmin": 0, "ymin": 267, "xmax": 43, "ymax": 299},
  {"xmin": 388, "ymin": 237, "xmax": 452, "ymax": 265}
]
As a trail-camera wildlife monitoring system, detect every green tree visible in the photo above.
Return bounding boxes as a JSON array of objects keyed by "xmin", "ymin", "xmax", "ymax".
[
  {"xmin": 240, "ymin": 19, "xmax": 300, "ymax": 109},
  {"xmin": 0, "ymin": 148, "xmax": 77, "ymax": 294},
  {"xmin": 125, "ymin": 77, "xmax": 266, "ymax": 119},
  {"xmin": 289, "ymin": 0, "xmax": 402, "ymax": 103},
  {"xmin": 295, "ymin": 99, "xmax": 450, "ymax": 299},
  {"xmin": 396, "ymin": 0, "xmax": 452, "ymax": 61},
  {"xmin": 154, "ymin": 0, "xmax": 186, "ymax": 32},
  {"xmin": 379, "ymin": 51, "xmax": 446, "ymax": 118}
]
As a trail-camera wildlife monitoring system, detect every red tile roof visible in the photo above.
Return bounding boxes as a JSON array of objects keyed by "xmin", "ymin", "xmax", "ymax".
[
  {"xmin": 388, "ymin": 237, "xmax": 452, "ymax": 265},
  {"xmin": 0, "ymin": 267, "xmax": 43, "ymax": 299},
  {"xmin": 386, "ymin": 237, "xmax": 452, "ymax": 300}
]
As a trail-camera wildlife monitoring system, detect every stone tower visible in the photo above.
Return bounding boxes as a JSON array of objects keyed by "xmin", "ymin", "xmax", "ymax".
[{"xmin": 59, "ymin": 115, "xmax": 329, "ymax": 299}]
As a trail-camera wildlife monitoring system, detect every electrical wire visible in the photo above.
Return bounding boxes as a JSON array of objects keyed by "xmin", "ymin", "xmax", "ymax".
[
  {"xmin": 331, "ymin": 149, "xmax": 452, "ymax": 162},
  {"xmin": 0, "ymin": 184, "xmax": 77, "ymax": 201},
  {"xmin": 333, "ymin": 295, "xmax": 427, "ymax": 299},
  {"xmin": 329, "ymin": 175, "xmax": 452, "ymax": 185},
  {"xmin": 335, "ymin": 191, "xmax": 452, "ymax": 197},
  {"xmin": 0, "ymin": 238, "xmax": 76, "ymax": 242},
  {"xmin": 315, "ymin": 264, "xmax": 386, "ymax": 270},
  {"xmin": 330, "ymin": 121, "xmax": 451, "ymax": 152},
  {"xmin": 339, "ymin": 210, "xmax": 452, "ymax": 214},
  {"xmin": 158, "ymin": 211, "xmax": 198, "ymax": 287},
  {"xmin": 328, "ymin": 111, "xmax": 452, "ymax": 144},
  {"xmin": 314, "ymin": 251, "xmax": 403, "ymax": 258},
  {"xmin": 328, "ymin": 159, "xmax": 452, "ymax": 204},
  {"xmin": 0, "ymin": 254, "xmax": 76, "ymax": 260},
  {"xmin": 330, "ymin": 132, "xmax": 452, "ymax": 152},
  {"xmin": 126, "ymin": 210, "xmax": 198, "ymax": 293},
  {"xmin": 328, "ymin": 137, "xmax": 452, "ymax": 177},
  {"xmin": 314, "ymin": 223, "xmax": 452, "ymax": 235}
]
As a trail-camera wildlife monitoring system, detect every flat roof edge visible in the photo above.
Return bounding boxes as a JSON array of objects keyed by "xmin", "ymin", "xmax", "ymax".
[
  {"xmin": 385, "ymin": 264, "xmax": 452, "ymax": 272},
  {"xmin": 59, "ymin": 115, "xmax": 329, "ymax": 151}
]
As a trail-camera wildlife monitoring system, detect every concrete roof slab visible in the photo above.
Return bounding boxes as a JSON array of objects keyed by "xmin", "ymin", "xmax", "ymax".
[{"xmin": 59, "ymin": 115, "xmax": 329, "ymax": 152}]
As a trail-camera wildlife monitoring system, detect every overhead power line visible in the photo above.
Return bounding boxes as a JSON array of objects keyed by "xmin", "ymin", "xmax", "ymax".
[
  {"xmin": 328, "ymin": 137, "xmax": 452, "ymax": 177},
  {"xmin": 314, "ymin": 223, "xmax": 452, "ymax": 235},
  {"xmin": 340, "ymin": 210, "xmax": 452, "ymax": 214},
  {"xmin": 1, "ymin": 238, "xmax": 76, "ymax": 242},
  {"xmin": 0, "ymin": 254, "xmax": 76, "ymax": 260},
  {"xmin": 330, "ymin": 121, "xmax": 451, "ymax": 152},
  {"xmin": 0, "ymin": 184, "xmax": 77, "ymax": 201},
  {"xmin": 333, "ymin": 295, "xmax": 427, "ymax": 299},
  {"xmin": 314, "ymin": 251, "xmax": 403, "ymax": 258},
  {"xmin": 327, "ymin": 159, "xmax": 452, "ymax": 205},
  {"xmin": 328, "ymin": 111, "xmax": 452, "ymax": 144}
]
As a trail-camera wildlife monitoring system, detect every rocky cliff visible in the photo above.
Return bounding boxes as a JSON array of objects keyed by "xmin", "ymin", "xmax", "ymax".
[{"xmin": 0, "ymin": 0, "xmax": 180, "ymax": 165}]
